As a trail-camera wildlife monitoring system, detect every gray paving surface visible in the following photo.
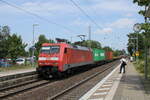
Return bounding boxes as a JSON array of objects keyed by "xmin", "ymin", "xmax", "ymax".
[{"xmin": 113, "ymin": 62, "xmax": 149, "ymax": 100}]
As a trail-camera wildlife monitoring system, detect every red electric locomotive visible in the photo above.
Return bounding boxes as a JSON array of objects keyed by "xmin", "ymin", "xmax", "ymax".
[{"xmin": 37, "ymin": 43, "xmax": 93, "ymax": 78}]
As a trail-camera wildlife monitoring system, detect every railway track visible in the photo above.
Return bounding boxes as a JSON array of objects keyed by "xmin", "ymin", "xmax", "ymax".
[
  {"xmin": 0, "ymin": 71, "xmax": 50, "ymax": 99},
  {"xmin": 0, "ymin": 79, "xmax": 51, "ymax": 99},
  {"xmin": 48, "ymin": 61, "xmax": 119, "ymax": 100},
  {"xmin": 0, "ymin": 71, "xmax": 38, "ymax": 90},
  {"xmin": 0, "ymin": 60, "xmax": 120, "ymax": 100}
]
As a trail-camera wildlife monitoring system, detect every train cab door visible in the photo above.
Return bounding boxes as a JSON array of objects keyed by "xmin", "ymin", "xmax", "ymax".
[
  {"xmin": 64, "ymin": 48, "xmax": 72, "ymax": 71},
  {"xmin": 64, "ymin": 48, "xmax": 71, "ymax": 63}
]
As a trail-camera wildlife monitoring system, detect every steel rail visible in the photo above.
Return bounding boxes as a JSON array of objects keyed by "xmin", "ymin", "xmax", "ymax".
[
  {"xmin": 0, "ymin": 80, "xmax": 51, "ymax": 99},
  {"xmin": 48, "ymin": 61, "xmax": 119, "ymax": 100}
]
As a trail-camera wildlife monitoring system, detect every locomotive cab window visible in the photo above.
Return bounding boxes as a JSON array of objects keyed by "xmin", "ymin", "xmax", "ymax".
[
  {"xmin": 40, "ymin": 46, "xmax": 60, "ymax": 54},
  {"xmin": 40, "ymin": 46, "xmax": 50, "ymax": 54},
  {"xmin": 50, "ymin": 46, "xmax": 60, "ymax": 54}
]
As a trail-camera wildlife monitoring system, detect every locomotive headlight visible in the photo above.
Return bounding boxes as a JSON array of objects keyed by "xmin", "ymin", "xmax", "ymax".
[
  {"xmin": 38, "ymin": 57, "xmax": 46, "ymax": 60},
  {"xmin": 50, "ymin": 57, "xmax": 59, "ymax": 60}
]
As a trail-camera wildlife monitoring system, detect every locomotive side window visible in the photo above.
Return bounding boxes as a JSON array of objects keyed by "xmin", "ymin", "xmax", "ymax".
[{"xmin": 40, "ymin": 46, "xmax": 60, "ymax": 54}]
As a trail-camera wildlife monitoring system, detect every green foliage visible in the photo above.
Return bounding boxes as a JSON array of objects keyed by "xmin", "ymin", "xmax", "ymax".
[
  {"xmin": 74, "ymin": 40, "xmax": 102, "ymax": 49},
  {"xmin": 0, "ymin": 26, "xmax": 10, "ymax": 58},
  {"xmin": 127, "ymin": 33, "xmax": 144, "ymax": 57},
  {"xmin": 134, "ymin": 58, "xmax": 150, "ymax": 75},
  {"xmin": 7, "ymin": 34, "xmax": 27, "ymax": 59},
  {"xmin": 133, "ymin": 0, "xmax": 150, "ymax": 17},
  {"xmin": 138, "ymin": 10, "xmax": 146, "ymax": 16},
  {"xmin": 140, "ymin": 23, "xmax": 150, "ymax": 48},
  {"xmin": 0, "ymin": 25, "xmax": 27, "ymax": 60},
  {"xmin": 103, "ymin": 46, "xmax": 113, "ymax": 51},
  {"xmin": 113, "ymin": 50, "xmax": 124, "ymax": 57},
  {"xmin": 134, "ymin": 60, "xmax": 145, "ymax": 73},
  {"xmin": 133, "ymin": 0, "xmax": 150, "ymax": 6}
]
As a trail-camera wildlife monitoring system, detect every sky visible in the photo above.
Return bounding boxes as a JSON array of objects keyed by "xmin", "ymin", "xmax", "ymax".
[{"xmin": 0, "ymin": 0, "xmax": 144, "ymax": 51}]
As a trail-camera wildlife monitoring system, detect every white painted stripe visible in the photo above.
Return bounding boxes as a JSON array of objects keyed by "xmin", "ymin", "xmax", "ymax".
[
  {"xmin": 106, "ymin": 80, "xmax": 113, "ymax": 82},
  {"xmin": 102, "ymin": 84, "xmax": 112, "ymax": 87},
  {"xmin": 88, "ymin": 98, "xmax": 104, "ymax": 100},
  {"xmin": 79, "ymin": 63, "xmax": 121, "ymax": 100},
  {"xmin": 98, "ymin": 88, "xmax": 110, "ymax": 91},
  {"xmin": 93, "ymin": 92, "xmax": 107, "ymax": 95},
  {"xmin": 105, "ymin": 74, "xmax": 123, "ymax": 100},
  {"xmin": 104, "ymin": 82, "xmax": 113, "ymax": 84}
]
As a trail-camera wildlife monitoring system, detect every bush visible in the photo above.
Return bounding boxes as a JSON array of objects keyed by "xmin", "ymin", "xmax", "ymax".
[
  {"xmin": 134, "ymin": 58, "xmax": 150, "ymax": 76},
  {"xmin": 148, "ymin": 58, "xmax": 150, "ymax": 76},
  {"xmin": 136, "ymin": 60, "xmax": 144, "ymax": 73}
]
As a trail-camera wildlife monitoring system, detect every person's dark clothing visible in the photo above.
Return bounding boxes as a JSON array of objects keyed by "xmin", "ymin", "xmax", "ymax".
[{"xmin": 120, "ymin": 61, "xmax": 126, "ymax": 73}]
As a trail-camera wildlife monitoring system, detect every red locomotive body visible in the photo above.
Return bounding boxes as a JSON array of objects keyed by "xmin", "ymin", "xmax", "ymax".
[{"xmin": 37, "ymin": 43, "xmax": 93, "ymax": 77}]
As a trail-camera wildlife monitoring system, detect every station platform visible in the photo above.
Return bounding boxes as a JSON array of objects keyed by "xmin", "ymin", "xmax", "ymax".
[
  {"xmin": 79, "ymin": 62, "xmax": 150, "ymax": 100},
  {"xmin": 0, "ymin": 68, "xmax": 36, "ymax": 77}
]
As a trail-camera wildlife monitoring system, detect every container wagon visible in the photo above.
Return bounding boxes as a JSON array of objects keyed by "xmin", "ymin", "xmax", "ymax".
[
  {"xmin": 92, "ymin": 48, "xmax": 106, "ymax": 64},
  {"xmin": 105, "ymin": 51, "xmax": 113, "ymax": 62}
]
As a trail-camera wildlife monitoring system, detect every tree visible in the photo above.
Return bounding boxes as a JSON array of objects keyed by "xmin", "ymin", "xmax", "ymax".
[
  {"xmin": 6, "ymin": 34, "xmax": 27, "ymax": 61},
  {"xmin": 133, "ymin": 0, "xmax": 150, "ymax": 16},
  {"xmin": 113, "ymin": 50, "xmax": 124, "ymax": 57},
  {"xmin": 133, "ymin": 0, "xmax": 149, "ymax": 6},
  {"xmin": 74, "ymin": 40, "xmax": 102, "ymax": 49},
  {"xmin": 127, "ymin": 33, "xmax": 144, "ymax": 58},
  {"xmin": 103, "ymin": 46, "xmax": 113, "ymax": 52},
  {"xmin": 130, "ymin": 0, "xmax": 150, "ymax": 56},
  {"xmin": 0, "ymin": 26, "xmax": 10, "ymax": 58}
]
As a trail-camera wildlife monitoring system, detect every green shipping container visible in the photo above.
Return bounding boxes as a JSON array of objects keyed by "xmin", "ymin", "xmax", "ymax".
[{"xmin": 92, "ymin": 48, "xmax": 105, "ymax": 62}]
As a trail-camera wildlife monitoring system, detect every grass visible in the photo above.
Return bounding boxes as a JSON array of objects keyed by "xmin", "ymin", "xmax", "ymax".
[
  {"xmin": 133, "ymin": 59, "xmax": 150, "ymax": 94},
  {"xmin": 0, "ymin": 64, "xmax": 37, "ymax": 72}
]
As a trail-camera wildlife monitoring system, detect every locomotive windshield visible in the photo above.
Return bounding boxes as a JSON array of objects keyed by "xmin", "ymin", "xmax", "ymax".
[{"xmin": 40, "ymin": 46, "xmax": 60, "ymax": 54}]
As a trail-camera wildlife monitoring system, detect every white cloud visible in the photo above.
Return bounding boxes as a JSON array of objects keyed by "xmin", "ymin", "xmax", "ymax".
[
  {"xmin": 90, "ymin": 0, "xmax": 139, "ymax": 13},
  {"xmin": 95, "ymin": 28, "xmax": 112, "ymax": 34},
  {"xmin": 21, "ymin": 2, "xmax": 75, "ymax": 15},
  {"xmin": 0, "ymin": 0, "xmax": 140, "ymax": 16},
  {"xmin": 109, "ymin": 18, "xmax": 136, "ymax": 29},
  {"xmin": 0, "ymin": 1, "xmax": 77, "ymax": 16},
  {"xmin": 126, "ymin": 13, "xmax": 133, "ymax": 17},
  {"xmin": 72, "ymin": 18, "xmax": 89, "ymax": 26}
]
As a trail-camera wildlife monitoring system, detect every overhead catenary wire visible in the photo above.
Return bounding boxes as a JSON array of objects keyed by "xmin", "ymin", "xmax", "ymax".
[
  {"xmin": 69, "ymin": 0, "xmax": 102, "ymax": 30},
  {"xmin": 0, "ymin": 0, "xmax": 74, "ymax": 33}
]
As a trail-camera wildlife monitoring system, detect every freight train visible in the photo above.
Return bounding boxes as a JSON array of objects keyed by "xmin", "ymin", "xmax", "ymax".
[{"xmin": 37, "ymin": 43, "xmax": 114, "ymax": 78}]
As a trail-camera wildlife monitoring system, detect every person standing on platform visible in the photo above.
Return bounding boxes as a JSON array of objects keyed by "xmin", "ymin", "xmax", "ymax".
[{"xmin": 120, "ymin": 57, "xmax": 127, "ymax": 73}]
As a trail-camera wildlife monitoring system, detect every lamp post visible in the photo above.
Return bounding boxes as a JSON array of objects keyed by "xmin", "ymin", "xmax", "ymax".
[
  {"xmin": 88, "ymin": 25, "xmax": 91, "ymax": 40},
  {"xmin": 32, "ymin": 24, "xmax": 39, "ymax": 67}
]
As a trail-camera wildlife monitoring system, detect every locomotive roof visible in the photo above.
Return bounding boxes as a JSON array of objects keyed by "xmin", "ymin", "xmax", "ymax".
[
  {"xmin": 71, "ymin": 45, "xmax": 90, "ymax": 51},
  {"xmin": 42, "ymin": 43, "xmax": 91, "ymax": 51}
]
